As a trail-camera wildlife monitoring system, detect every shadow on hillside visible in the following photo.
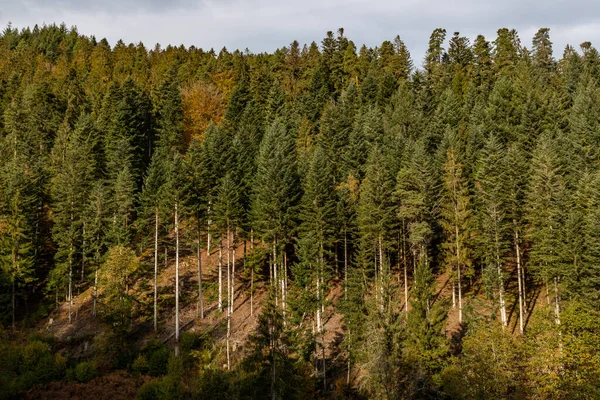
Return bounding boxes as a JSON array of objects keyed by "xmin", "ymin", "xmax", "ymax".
[{"xmin": 449, "ymin": 322, "xmax": 467, "ymax": 355}]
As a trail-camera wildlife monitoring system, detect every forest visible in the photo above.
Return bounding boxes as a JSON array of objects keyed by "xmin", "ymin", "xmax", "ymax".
[{"xmin": 1, "ymin": 22, "xmax": 600, "ymax": 399}]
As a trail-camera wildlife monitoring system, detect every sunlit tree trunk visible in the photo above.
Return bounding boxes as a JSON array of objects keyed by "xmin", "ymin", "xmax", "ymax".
[
  {"xmin": 154, "ymin": 209, "xmax": 159, "ymax": 331},
  {"xmin": 515, "ymin": 225, "xmax": 524, "ymax": 334},
  {"xmin": 175, "ymin": 202, "xmax": 180, "ymax": 350}
]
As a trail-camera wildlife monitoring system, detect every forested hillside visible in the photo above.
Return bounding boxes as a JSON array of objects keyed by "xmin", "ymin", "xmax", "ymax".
[{"xmin": 1, "ymin": 23, "xmax": 600, "ymax": 399}]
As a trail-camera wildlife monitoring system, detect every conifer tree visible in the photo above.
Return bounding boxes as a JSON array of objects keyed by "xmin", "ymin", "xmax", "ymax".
[
  {"xmin": 252, "ymin": 118, "xmax": 300, "ymax": 307},
  {"xmin": 526, "ymin": 132, "xmax": 567, "ymax": 325},
  {"xmin": 357, "ymin": 145, "xmax": 395, "ymax": 310},
  {"xmin": 440, "ymin": 147, "xmax": 472, "ymax": 324},
  {"xmin": 395, "ymin": 139, "xmax": 436, "ymax": 315},
  {"xmin": 50, "ymin": 115, "xmax": 96, "ymax": 324},
  {"xmin": 474, "ymin": 135, "xmax": 510, "ymax": 326},
  {"xmin": 298, "ymin": 145, "xmax": 337, "ymax": 386},
  {"xmin": 0, "ymin": 161, "xmax": 34, "ymax": 330}
]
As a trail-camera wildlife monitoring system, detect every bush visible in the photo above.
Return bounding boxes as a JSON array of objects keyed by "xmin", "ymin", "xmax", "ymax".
[
  {"xmin": 20, "ymin": 341, "xmax": 65, "ymax": 383},
  {"xmin": 180, "ymin": 332, "xmax": 206, "ymax": 353},
  {"xmin": 136, "ymin": 379, "xmax": 161, "ymax": 400},
  {"xmin": 93, "ymin": 331, "xmax": 133, "ymax": 370},
  {"xmin": 143, "ymin": 342, "xmax": 169, "ymax": 377},
  {"xmin": 75, "ymin": 361, "xmax": 98, "ymax": 383},
  {"xmin": 132, "ymin": 354, "xmax": 150, "ymax": 375}
]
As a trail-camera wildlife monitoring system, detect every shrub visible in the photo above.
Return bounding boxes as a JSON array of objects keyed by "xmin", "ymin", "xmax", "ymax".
[
  {"xmin": 75, "ymin": 361, "xmax": 98, "ymax": 383},
  {"xmin": 136, "ymin": 379, "xmax": 161, "ymax": 400},
  {"xmin": 132, "ymin": 354, "xmax": 150, "ymax": 375},
  {"xmin": 143, "ymin": 342, "xmax": 169, "ymax": 377}
]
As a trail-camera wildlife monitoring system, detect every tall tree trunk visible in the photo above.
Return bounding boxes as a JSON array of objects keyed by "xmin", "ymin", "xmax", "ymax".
[
  {"xmin": 454, "ymin": 222, "xmax": 462, "ymax": 324},
  {"xmin": 226, "ymin": 227, "xmax": 231, "ymax": 371},
  {"xmin": 554, "ymin": 277, "xmax": 561, "ymax": 325},
  {"xmin": 93, "ymin": 246, "xmax": 99, "ymax": 317},
  {"xmin": 197, "ymin": 215, "xmax": 203, "ymax": 319},
  {"xmin": 250, "ymin": 229, "xmax": 254, "ymax": 317},
  {"xmin": 154, "ymin": 209, "xmax": 159, "ymax": 331},
  {"xmin": 404, "ymin": 262, "xmax": 409, "ymax": 317},
  {"xmin": 514, "ymin": 223, "xmax": 524, "ymax": 334},
  {"xmin": 283, "ymin": 251, "xmax": 287, "ymax": 324},
  {"xmin": 319, "ymin": 241, "xmax": 326, "ymax": 390},
  {"xmin": 452, "ymin": 271, "xmax": 456, "ymax": 308},
  {"xmin": 273, "ymin": 240, "xmax": 278, "ymax": 307},
  {"xmin": 232, "ymin": 229, "xmax": 236, "ymax": 315},
  {"xmin": 175, "ymin": 202, "xmax": 180, "ymax": 347},
  {"xmin": 496, "ymin": 225, "xmax": 507, "ymax": 327},
  {"xmin": 68, "ymin": 245, "xmax": 73, "ymax": 325},
  {"xmin": 81, "ymin": 224, "xmax": 86, "ymax": 282},
  {"xmin": 218, "ymin": 239, "xmax": 223, "ymax": 311},
  {"xmin": 344, "ymin": 229, "xmax": 348, "ymax": 300},
  {"xmin": 458, "ymin": 263, "xmax": 462, "ymax": 324},
  {"xmin": 402, "ymin": 224, "xmax": 408, "ymax": 312},
  {"xmin": 346, "ymin": 329, "xmax": 351, "ymax": 385},
  {"xmin": 226, "ymin": 224, "xmax": 230, "ymax": 313},
  {"xmin": 379, "ymin": 234, "xmax": 384, "ymax": 311}
]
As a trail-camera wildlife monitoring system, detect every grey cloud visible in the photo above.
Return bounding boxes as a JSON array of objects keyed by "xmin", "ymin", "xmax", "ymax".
[{"xmin": 0, "ymin": 0, "xmax": 598, "ymax": 67}]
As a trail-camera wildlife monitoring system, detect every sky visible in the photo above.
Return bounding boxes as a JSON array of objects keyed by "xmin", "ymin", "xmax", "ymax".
[{"xmin": 1, "ymin": 0, "xmax": 599, "ymax": 66}]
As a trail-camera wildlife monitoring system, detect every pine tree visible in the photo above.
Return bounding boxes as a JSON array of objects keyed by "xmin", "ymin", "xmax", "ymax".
[
  {"xmin": 97, "ymin": 245, "xmax": 139, "ymax": 331},
  {"xmin": 357, "ymin": 145, "xmax": 395, "ymax": 311},
  {"xmin": 50, "ymin": 115, "xmax": 96, "ymax": 324},
  {"xmin": 474, "ymin": 135, "xmax": 510, "ymax": 326},
  {"xmin": 84, "ymin": 181, "xmax": 108, "ymax": 318},
  {"xmin": 532, "ymin": 28, "xmax": 554, "ymax": 73},
  {"xmin": 395, "ymin": 139, "xmax": 436, "ymax": 316},
  {"xmin": 440, "ymin": 147, "xmax": 472, "ymax": 324},
  {"xmin": 252, "ymin": 118, "xmax": 300, "ymax": 306},
  {"xmin": 139, "ymin": 144, "xmax": 168, "ymax": 331},
  {"xmin": 0, "ymin": 176, "xmax": 34, "ymax": 330},
  {"xmin": 298, "ymin": 145, "xmax": 337, "ymax": 386},
  {"xmin": 526, "ymin": 132, "xmax": 567, "ymax": 325}
]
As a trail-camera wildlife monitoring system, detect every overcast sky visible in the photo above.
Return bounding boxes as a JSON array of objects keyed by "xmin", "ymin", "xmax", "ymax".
[{"xmin": 1, "ymin": 0, "xmax": 598, "ymax": 66}]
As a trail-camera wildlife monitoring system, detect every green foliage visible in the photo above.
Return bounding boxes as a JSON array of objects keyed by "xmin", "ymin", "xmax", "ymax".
[
  {"xmin": 74, "ymin": 360, "xmax": 99, "ymax": 383},
  {"xmin": 441, "ymin": 322, "xmax": 526, "ymax": 399},
  {"xmin": 3, "ymin": 22, "xmax": 600, "ymax": 400}
]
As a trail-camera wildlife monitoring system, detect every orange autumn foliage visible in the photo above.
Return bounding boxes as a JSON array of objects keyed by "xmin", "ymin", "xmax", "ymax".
[{"xmin": 182, "ymin": 72, "xmax": 234, "ymax": 142}]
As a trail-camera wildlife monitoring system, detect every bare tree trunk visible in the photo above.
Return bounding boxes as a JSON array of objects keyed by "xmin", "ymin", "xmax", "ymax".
[
  {"xmin": 218, "ymin": 239, "xmax": 223, "ymax": 312},
  {"xmin": 454, "ymin": 221, "xmax": 462, "ymax": 323},
  {"xmin": 250, "ymin": 229, "xmax": 254, "ymax": 317},
  {"xmin": 232, "ymin": 229, "xmax": 236, "ymax": 315},
  {"xmin": 81, "ymin": 224, "xmax": 86, "ymax": 282},
  {"xmin": 226, "ymin": 226, "xmax": 231, "ymax": 371},
  {"xmin": 154, "ymin": 209, "xmax": 159, "ymax": 331},
  {"xmin": 402, "ymin": 226, "xmax": 408, "ymax": 315},
  {"xmin": 458, "ymin": 264, "xmax": 462, "ymax": 324},
  {"xmin": 226, "ymin": 224, "xmax": 230, "ymax": 314},
  {"xmin": 554, "ymin": 277, "xmax": 561, "ymax": 325},
  {"xmin": 404, "ymin": 263, "xmax": 409, "ymax": 316},
  {"xmin": 175, "ymin": 203, "xmax": 180, "ymax": 348},
  {"xmin": 374, "ymin": 247, "xmax": 378, "ymax": 306},
  {"xmin": 515, "ymin": 224, "xmax": 524, "ymax": 334},
  {"xmin": 273, "ymin": 240, "xmax": 278, "ymax": 307},
  {"xmin": 498, "ymin": 256, "xmax": 507, "ymax": 327},
  {"xmin": 344, "ymin": 229, "xmax": 348, "ymax": 300},
  {"xmin": 197, "ymin": 216, "xmax": 203, "ymax": 319},
  {"xmin": 68, "ymin": 245, "xmax": 73, "ymax": 325},
  {"xmin": 207, "ymin": 202, "xmax": 212, "ymax": 254},
  {"xmin": 379, "ymin": 234, "xmax": 384, "ymax": 311},
  {"xmin": 495, "ymin": 225, "xmax": 507, "ymax": 327},
  {"xmin": 346, "ymin": 329, "xmax": 351, "ymax": 385},
  {"xmin": 452, "ymin": 271, "xmax": 456, "ymax": 308},
  {"xmin": 93, "ymin": 247, "xmax": 99, "ymax": 317}
]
